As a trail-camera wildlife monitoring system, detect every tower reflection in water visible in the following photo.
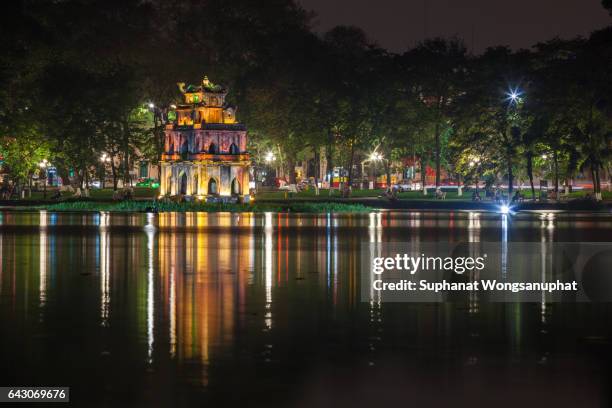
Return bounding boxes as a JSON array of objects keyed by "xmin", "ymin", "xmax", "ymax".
[{"xmin": 156, "ymin": 213, "xmax": 253, "ymax": 384}]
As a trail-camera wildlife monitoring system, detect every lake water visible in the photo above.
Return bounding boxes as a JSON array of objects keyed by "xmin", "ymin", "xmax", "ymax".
[{"xmin": 0, "ymin": 210, "xmax": 611, "ymax": 407}]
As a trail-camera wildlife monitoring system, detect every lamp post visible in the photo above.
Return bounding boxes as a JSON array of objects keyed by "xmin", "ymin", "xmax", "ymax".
[
  {"xmin": 540, "ymin": 152, "xmax": 558, "ymax": 200},
  {"xmin": 100, "ymin": 153, "xmax": 111, "ymax": 189},
  {"xmin": 38, "ymin": 159, "xmax": 49, "ymax": 199},
  {"xmin": 264, "ymin": 151, "xmax": 276, "ymax": 187},
  {"xmin": 468, "ymin": 156, "xmax": 481, "ymax": 188},
  {"xmin": 505, "ymin": 85, "xmax": 524, "ymax": 199},
  {"xmin": 368, "ymin": 151, "xmax": 388, "ymax": 190},
  {"xmin": 370, "ymin": 151, "xmax": 381, "ymax": 188}
]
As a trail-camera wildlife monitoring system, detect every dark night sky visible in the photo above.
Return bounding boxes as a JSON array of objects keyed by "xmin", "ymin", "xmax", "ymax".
[{"xmin": 298, "ymin": 0, "xmax": 611, "ymax": 53}]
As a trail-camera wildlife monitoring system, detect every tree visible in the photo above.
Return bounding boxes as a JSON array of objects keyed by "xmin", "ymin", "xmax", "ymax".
[
  {"xmin": 453, "ymin": 47, "xmax": 531, "ymax": 199},
  {"xmin": 531, "ymin": 32, "xmax": 612, "ymax": 200},
  {"xmin": 319, "ymin": 26, "xmax": 401, "ymax": 195},
  {"xmin": 0, "ymin": 132, "xmax": 52, "ymax": 196},
  {"xmin": 403, "ymin": 38, "xmax": 467, "ymax": 188}
]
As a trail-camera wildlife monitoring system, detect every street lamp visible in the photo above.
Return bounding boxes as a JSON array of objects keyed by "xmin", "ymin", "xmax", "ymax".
[
  {"xmin": 263, "ymin": 151, "xmax": 276, "ymax": 187},
  {"xmin": 540, "ymin": 152, "xmax": 556, "ymax": 199},
  {"xmin": 38, "ymin": 159, "xmax": 49, "ymax": 198},
  {"xmin": 367, "ymin": 151, "xmax": 387, "ymax": 189},
  {"xmin": 100, "ymin": 153, "xmax": 111, "ymax": 189},
  {"xmin": 369, "ymin": 151, "xmax": 383, "ymax": 162},
  {"xmin": 467, "ymin": 155, "xmax": 482, "ymax": 193}
]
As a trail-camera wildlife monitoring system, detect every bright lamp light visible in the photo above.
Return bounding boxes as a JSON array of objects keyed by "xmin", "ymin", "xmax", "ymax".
[
  {"xmin": 265, "ymin": 151, "xmax": 276, "ymax": 163},
  {"xmin": 506, "ymin": 86, "xmax": 523, "ymax": 104}
]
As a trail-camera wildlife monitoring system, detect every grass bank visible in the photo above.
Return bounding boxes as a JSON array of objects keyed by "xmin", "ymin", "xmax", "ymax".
[
  {"xmin": 37, "ymin": 200, "xmax": 372, "ymax": 213},
  {"xmin": 10, "ymin": 187, "xmax": 611, "ymax": 203},
  {"xmin": 256, "ymin": 188, "xmax": 612, "ymax": 201},
  {"xmin": 13, "ymin": 187, "xmax": 158, "ymax": 201}
]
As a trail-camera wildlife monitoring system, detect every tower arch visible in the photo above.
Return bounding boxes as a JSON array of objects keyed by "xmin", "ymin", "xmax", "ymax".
[{"xmin": 208, "ymin": 178, "xmax": 219, "ymax": 195}]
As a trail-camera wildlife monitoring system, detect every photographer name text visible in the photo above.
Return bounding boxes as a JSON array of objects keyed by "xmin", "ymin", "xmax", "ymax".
[{"xmin": 371, "ymin": 254, "xmax": 578, "ymax": 293}]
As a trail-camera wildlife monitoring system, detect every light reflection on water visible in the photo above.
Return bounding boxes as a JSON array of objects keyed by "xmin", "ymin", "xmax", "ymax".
[{"xmin": 0, "ymin": 210, "xmax": 611, "ymax": 406}]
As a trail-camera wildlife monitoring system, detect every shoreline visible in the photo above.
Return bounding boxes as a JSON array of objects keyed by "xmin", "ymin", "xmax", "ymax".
[
  {"xmin": 0, "ymin": 200, "xmax": 371, "ymax": 214},
  {"xmin": 0, "ymin": 198, "xmax": 610, "ymax": 213},
  {"xmin": 261, "ymin": 197, "xmax": 611, "ymax": 211}
]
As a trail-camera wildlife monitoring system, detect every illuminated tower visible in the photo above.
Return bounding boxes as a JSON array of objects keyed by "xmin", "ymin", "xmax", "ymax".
[{"xmin": 160, "ymin": 76, "xmax": 250, "ymax": 201}]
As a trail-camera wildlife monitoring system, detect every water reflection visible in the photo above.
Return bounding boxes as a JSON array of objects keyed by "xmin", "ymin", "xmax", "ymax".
[
  {"xmin": 99, "ymin": 212, "xmax": 110, "ymax": 326},
  {"xmin": 0, "ymin": 210, "xmax": 612, "ymax": 405},
  {"xmin": 39, "ymin": 211, "xmax": 48, "ymax": 309},
  {"xmin": 264, "ymin": 212, "xmax": 273, "ymax": 330},
  {"xmin": 146, "ymin": 214, "xmax": 155, "ymax": 363}
]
